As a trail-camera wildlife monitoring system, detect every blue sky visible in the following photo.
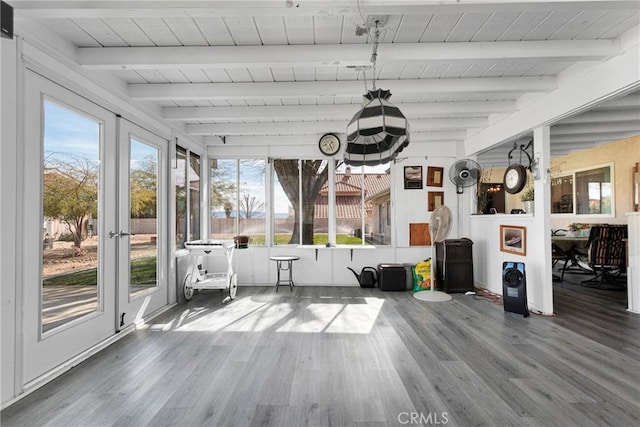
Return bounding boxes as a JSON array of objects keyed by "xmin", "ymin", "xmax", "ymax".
[
  {"xmin": 45, "ymin": 100, "xmax": 157, "ymax": 169},
  {"xmin": 44, "ymin": 101, "xmax": 99, "ymax": 160}
]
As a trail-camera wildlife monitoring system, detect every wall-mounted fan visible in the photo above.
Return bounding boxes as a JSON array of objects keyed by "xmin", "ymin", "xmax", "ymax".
[
  {"xmin": 414, "ymin": 205, "xmax": 453, "ymax": 303},
  {"xmin": 449, "ymin": 159, "xmax": 482, "ymax": 194}
]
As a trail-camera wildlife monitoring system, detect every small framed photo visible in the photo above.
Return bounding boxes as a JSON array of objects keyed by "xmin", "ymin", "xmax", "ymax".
[
  {"xmin": 500, "ymin": 225, "xmax": 527, "ymax": 256},
  {"xmin": 426, "ymin": 166, "xmax": 444, "ymax": 187},
  {"xmin": 404, "ymin": 166, "xmax": 423, "ymax": 189},
  {"xmin": 428, "ymin": 191, "xmax": 444, "ymax": 211}
]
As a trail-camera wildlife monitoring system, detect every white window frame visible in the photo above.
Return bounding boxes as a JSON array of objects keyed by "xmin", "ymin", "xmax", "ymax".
[{"xmin": 550, "ymin": 162, "xmax": 615, "ymax": 218}]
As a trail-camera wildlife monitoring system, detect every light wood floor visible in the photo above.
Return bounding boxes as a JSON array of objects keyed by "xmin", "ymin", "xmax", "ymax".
[{"xmin": 2, "ymin": 275, "xmax": 639, "ymax": 426}]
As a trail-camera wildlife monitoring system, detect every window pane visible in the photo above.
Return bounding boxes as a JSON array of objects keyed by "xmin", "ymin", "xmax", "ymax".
[
  {"xmin": 335, "ymin": 165, "xmax": 365, "ymax": 244},
  {"xmin": 273, "ymin": 159, "xmax": 299, "ymax": 244},
  {"xmin": 129, "ymin": 139, "xmax": 158, "ymax": 297},
  {"xmin": 551, "ymin": 175, "xmax": 573, "ymax": 214},
  {"xmin": 239, "ymin": 159, "xmax": 266, "ymax": 245},
  {"xmin": 42, "ymin": 101, "xmax": 100, "ymax": 332},
  {"xmin": 303, "ymin": 159, "xmax": 329, "ymax": 244},
  {"xmin": 335, "ymin": 163, "xmax": 390, "ymax": 245},
  {"xmin": 188, "ymin": 152, "xmax": 201, "ymax": 241},
  {"xmin": 364, "ymin": 164, "xmax": 391, "ymax": 245},
  {"xmin": 175, "ymin": 146, "xmax": 187, "ymax": 249},
  {"xmin": 210, "ymin": 159, "xmax": 237, "ymax": 240},
  {"xmin": 272, "ymin": 159, "xmax": 330, "ymax": 245},
  {"xmin": 576, "ymin": 167, "xmax": 611, "ymax": 214}
]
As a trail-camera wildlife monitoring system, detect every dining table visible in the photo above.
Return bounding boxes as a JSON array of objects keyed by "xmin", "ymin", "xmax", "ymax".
[{"xmin": 551, "ymin": 235, "xmax": 592, "ymax": 274}]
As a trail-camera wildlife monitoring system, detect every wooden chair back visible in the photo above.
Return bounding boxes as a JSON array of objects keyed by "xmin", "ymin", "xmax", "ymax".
[{"xmin": 587, "ymin": 225, "xmax": 628, "ymax": 269}]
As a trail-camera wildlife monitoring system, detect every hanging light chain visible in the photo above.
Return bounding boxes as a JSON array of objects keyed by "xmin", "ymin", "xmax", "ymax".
[
  {"xmin": 361, "ymin": 67, "xmax": 368, "ymax": 92},
  {"xmin": 370, "ymin": 20, "xmax": 381, "ymax": 91}
]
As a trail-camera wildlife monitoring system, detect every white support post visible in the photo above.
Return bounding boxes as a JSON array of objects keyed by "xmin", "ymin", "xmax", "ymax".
[{"xmin": 533, "ymin": 126, "xmax": 554, "ymax": 315}]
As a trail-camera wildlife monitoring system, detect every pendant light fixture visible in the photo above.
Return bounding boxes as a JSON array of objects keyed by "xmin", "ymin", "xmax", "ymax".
[{"xmin": 344, "ymin": 21, "xmax": 410, "ymax": 166}]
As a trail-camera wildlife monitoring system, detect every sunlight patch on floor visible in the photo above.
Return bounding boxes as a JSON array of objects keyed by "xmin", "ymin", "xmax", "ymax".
[{"xmin": 170, "ymin": 296, "xmax": 384, "ymax": 334}]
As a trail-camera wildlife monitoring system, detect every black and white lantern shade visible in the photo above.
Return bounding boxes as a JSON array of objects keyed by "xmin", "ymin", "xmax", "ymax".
[{"xmin": 344, "ymin": 88, "xmax": 410, "ymax": 166}]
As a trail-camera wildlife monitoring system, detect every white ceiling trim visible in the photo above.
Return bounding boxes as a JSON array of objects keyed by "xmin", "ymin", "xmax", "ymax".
[
  {"xmin": 162, "ymin": 101, "xmax": 516, "ymax": 121},
  {"xmin": 129, "ymin": 77, "xmax": 555, "ymax": 100},
  {"xmin": 78, "ymin": 40, "xmax": 615, "ymax": 70}
]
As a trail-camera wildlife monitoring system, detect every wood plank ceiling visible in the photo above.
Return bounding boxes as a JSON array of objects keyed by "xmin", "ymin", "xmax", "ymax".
[{"xmin": 12, "ymin": 0, "xmax": 640, "ymax": 165}]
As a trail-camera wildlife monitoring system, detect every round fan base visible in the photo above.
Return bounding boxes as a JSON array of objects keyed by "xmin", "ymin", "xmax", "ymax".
[{"xmin": 413, "ymin": 290, "xmax": 453, "ymax": 302}]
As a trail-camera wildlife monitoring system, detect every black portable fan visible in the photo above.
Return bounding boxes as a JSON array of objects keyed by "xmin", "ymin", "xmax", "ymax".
[{"xmin": 449, "ymin": 159, "xmax": 482, "ymax": 194}]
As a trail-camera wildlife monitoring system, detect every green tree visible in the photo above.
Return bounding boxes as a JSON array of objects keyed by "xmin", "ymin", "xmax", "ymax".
[
  {"xmin": 130, "ymin": 155, "xmax": 157, "ymax": 218},
  {"xmin": 210, "ymin": 160, "xmax": 236, "ymax": 211},
  {"xmin": 273, "ymin": 159, "xmax": 329, "ymax": 244},
  {"xmin": 43, "ymin": 155, "xmax": 98, "ymax": 249}
]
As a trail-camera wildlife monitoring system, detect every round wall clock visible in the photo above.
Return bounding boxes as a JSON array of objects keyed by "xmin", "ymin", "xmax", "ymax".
[
  {"xmin": 503, "ymin": 164, "xmax": 527, "ymax": 194},
  {"xmin": 318, "ymin": 133, "xmax": 341, "ymax": 156}
]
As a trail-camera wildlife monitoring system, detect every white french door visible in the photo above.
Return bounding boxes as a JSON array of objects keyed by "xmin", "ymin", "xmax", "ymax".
[
  {"xmin": 22, "ymin": 71, "xmax": 168, "ymax": 385},
  {"xmin": 116, "ymin": 119, "xmax": 168, "ymax": 328}
]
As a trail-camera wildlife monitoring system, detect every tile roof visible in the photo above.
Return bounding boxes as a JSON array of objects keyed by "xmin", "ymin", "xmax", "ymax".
[{"xmin": 315, "ymin": 172, "xmax": 390, "ymax": 219}]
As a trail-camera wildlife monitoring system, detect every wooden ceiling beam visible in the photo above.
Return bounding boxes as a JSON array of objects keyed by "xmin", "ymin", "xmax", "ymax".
[
  {"xmin": 129, "ymin": 77, "xmax": 555, "ymax": 100},
  {"xmin": 14, "ymin": 1, "xmax": 639, "ymax": 19},
  {"xmin": 186, "ymin": 119, "xmax": 486, "ymax": 136},
  {"xmin": 162, "ymin": 101, "xmax": 515, "ymax": 121},
  {"xmin": 79, "ymin": 40, "xmax": 615, "ymax": 70}
]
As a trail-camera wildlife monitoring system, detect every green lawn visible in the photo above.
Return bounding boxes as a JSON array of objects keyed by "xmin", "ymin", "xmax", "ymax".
[
  {"xmin": 43, "ymin": 234, "xmax": 366, "ymax": 288},
  {"xmin": 43, "ymin": 256, "xmax": 157, "ymax": 287}
]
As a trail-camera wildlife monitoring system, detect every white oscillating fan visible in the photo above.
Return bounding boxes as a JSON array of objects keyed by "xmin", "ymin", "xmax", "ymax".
[{"xmin": 414, "ymin": 205, "xmax": 453, "ymax": 302}]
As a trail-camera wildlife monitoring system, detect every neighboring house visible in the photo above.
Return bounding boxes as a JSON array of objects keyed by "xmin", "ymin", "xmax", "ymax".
[{"xmin": 316, "ymin": 168, "xmax": 391, "ymax": 244}]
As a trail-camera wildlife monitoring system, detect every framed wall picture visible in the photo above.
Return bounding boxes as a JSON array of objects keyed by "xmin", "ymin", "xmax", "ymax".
[
  {"xmin": 404, "ymin": 166, "xmax": 423, "ymax": 189},
  {"xmin": 426, "ymin": 166, "xmax": 444, "ymax": 187},
  {"xmin": 500, "ymin": 225, "xmax": 527, "ymax": 256},
  {"xmin": 428, "ymin": 191, "xmax": 444, "ymax": 211}
]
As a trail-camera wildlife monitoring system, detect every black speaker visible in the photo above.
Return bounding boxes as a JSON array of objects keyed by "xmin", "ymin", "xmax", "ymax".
[
  {"xmin": 1, "ymin": 1, "xmax": 13, "ymax": 40},
  {"xmin": 502, "ymin": 262, "xmax": 529, "ymax": 317}
]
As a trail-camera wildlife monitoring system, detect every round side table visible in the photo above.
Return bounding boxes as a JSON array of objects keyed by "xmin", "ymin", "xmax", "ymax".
[{"xmin": 270, "ymin": 255, "xmax": 300, "ymax": 292}]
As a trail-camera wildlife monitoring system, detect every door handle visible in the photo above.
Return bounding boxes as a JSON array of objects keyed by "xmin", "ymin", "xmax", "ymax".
[{"xmin": 109, "ymin": 231, "xmax": 132, "ymax": 238}]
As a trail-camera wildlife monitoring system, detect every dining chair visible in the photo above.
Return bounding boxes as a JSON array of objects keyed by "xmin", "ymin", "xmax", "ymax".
[
  {"xmin": 582, "ymin": 225, "xmax": 628, "ymax": 288},
  {"xmin": 551, "ymin": 229, "xmax": 571, "ymax": 281}
]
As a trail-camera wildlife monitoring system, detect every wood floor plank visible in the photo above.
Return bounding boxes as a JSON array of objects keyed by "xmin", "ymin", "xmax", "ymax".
[{"xmin": 2, "ymin": 284, "xmax": 638, "ymax": 427}]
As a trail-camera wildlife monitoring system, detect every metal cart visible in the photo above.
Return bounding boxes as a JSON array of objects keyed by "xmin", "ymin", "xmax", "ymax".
[{"xmin": 183, "ymin": 239, "xmax": 238, "ymax": 302}]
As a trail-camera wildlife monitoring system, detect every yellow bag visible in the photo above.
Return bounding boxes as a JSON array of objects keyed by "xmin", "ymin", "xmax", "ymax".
[{"xmin": 412, "ymin": 259, "xmax": 432, "ymax": 292}]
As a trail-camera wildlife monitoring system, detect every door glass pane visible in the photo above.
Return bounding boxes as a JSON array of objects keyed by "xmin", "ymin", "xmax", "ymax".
[
  {"xmin": 189, "ymin": 152, "xmax": 201, "ymax": 241},
  {"xmin": 175, "ymin": 146, "xmax": 187, "ymax": 249},
  {"xmin": 130, "ymin": 138, "xmax": 158, "ymax": 297},
  {"xmin": 42, "ymin": 101, "xmax": 100, "ymax": 332}
]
